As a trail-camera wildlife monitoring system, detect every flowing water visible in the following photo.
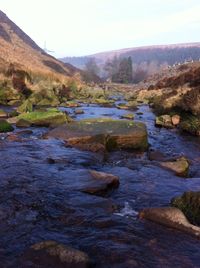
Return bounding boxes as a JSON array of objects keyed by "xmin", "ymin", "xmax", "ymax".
[{"xmin": 1, "ymin": 103, "xmax": 200, "ymax": 267}]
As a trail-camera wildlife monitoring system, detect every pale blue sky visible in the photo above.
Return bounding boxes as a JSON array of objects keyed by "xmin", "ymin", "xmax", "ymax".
[{"xmin": 1, "ymin": 0, "xmax": 200, "ymax": 57}]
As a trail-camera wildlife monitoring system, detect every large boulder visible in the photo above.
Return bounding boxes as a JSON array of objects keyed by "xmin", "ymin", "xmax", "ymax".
[
  {"xmin": 171, "ymin": 191, "xmax": 200, "ymax": 226},
  {"xmin": 16, "ymin": 109, "xmax": 68, "ymax": 128},
  {"xmin": 160, "ymin": 156, "xmax": 189, "ymax": 177},
  {"xmin": 21, "ymin": 240, "xmax": 91, "ymax": 268},
  {"xmin": 46, "ymin": 118, "xmax": 148, "ymax": 152},
  {"xmin": 139, "ymin": 207, "xmax": 200, "ymax": 238}
]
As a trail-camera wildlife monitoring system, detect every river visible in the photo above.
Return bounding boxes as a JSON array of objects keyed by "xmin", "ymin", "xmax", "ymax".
[{"xmin": 1, "ymin": 103, "xmax": 200, "ymax": 267}]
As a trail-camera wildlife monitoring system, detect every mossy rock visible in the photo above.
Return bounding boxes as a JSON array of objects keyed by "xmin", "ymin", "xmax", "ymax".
[
  {"xmin": 37, "ymin": 98, "xmax": 60, "ymax": 107},
  {"xmin": 0, "ymin": 120, "xmax": 14, "ymax": 133},
  {"xmin": 121, "ymin": 113, "xmax": 134, "ymax": 120},
  {"xmin": 155, "ymin": 115, "xmax": 173, "ymax": 128},
  {"xmin": 16, "ymin": 109, "xmax": 68, "ymax": 128},
  {"xmin": 91, "ymin": 98, "xmax": 114, "ymax": 106},
  {"xmin": 61, "ymin": 101, "xmax": 81, "ymax": 108},
  {"xmin": 171, "ymin": 191, "xmax": 200, "ymax": 226},
  {"xmin": 47, "ymin": 118, "xmax": 148, "ymax": 152},
  {"xmin": 0, "ymin": 109, "xmax": 7, "ymax": 118}
]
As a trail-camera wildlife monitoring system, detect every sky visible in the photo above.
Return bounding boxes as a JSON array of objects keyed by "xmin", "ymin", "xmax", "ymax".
[{"xmin": 0, "ymin": 0, "xmax": 200, "ymax": 57}]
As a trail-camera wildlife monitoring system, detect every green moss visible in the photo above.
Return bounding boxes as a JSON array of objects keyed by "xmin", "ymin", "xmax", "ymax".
[
  {"xmin": 171, "ymin": 191, "xmax": 200, "ymax": 226},
  {"xmin": 17, "ymin": 99, "xmax": 33, "ymax": 113},
  {"xmin": 16, "ymin": 109, "xmax": 67, "ymax": 127},
  {"xmin": 0, "ymin": 120, "xmax": 14, "ymax": 132},
  {"xmin": 179, "ymin": 113, "xmax": 200, "ymax": 135}
]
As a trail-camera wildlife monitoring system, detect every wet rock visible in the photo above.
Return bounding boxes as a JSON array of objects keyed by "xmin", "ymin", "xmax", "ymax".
[
  {"xmin": 82, "ymin": 170, "xmax": 120, "ymax": 196},
  {"xmin": 139, "ymin": 207, "xmax": 200, "ymax": 239},
  {"xmin": 172, "ymin": 114, "xmax": 180, "ymax": 126},
  {"xmin": 21, "ymin": 240, "xmax": 92, "ymax": 268},
  {"xmin": 75, "ymin": 109, "xmax": 84, "ymax": 115},
  {"xmin": 16, "ymin": 109, "xmax": 68, "ymax": 128},
  {"xmin": 116, "ymin": 101, "xmax": 137, "ymax": 110},
  {"xmin": 171, "ymin": 191, "xmax": 200, "ymax": 226},
  {"xmin": 6, "ymin": 134, "xmax": 22, "ymax": 142},
  {"xmin": 61, "ymin": 101, "xmax": 81, "ymax": 108},
  {"xmin": 46, "ymin": 118, "xmax": 148, "ymax": 152},
  {"xmin": 0, "ymin": 109, "xmax": 7, "ymax": 118},
  {"xmin": 148, "ymin": 150, "xmax": 166, "ymax": 161},
  {"xmin": 160, "ymin": 156, "xmax": 189, "ymax": 177},
  {"xmin": 0, "ymin": 120, "xmax": 14, "ymax": 133},
  {"xmin": 121, "ymin": 113, "xmax": 134, "ymax": 120},
  {"xmin": 155, "ymin": 115, "xmax": 173, "ymax": 128}
]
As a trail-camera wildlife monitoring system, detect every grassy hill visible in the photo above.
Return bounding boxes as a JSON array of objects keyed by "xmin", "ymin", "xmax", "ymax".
[{"xmin": 0, "ymin": 10, "xmax": 81, "ymax": 82}]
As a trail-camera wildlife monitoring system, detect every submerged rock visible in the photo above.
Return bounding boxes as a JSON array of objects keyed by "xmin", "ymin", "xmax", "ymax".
[
  {"xmin": 139, "ymin": 207, "xmax": 200, "ymax": 239},
  {"xmin": 46, "ymin": 118, "xmax": 148, "ymax": 152},
  {"xmin": 82, "ymin": 170, "xmax": 120, "ymax": 196},
  {"xmin": 16, "ymin": 109, "xmax": 68, "ymax": 128},
  {"xmin": 160, "ymin": 157, "xmax": 189, "ymax": 177},
  {"xmin": 0, "ymin": 120, "xmax": 14, "ymax": 133},
  {"xmin": 75, "ymin": 109, "xmax": 84, "ymax": 115},
  {"xmin": 21, "ymin": 240, "xmax": 91, "ymax": 268},
  {"xmin": 171, "ymin": 191, "xmax": 200, "ymax": 226}
]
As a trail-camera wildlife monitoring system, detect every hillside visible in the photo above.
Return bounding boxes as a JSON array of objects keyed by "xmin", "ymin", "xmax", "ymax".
[
  {"xmin": 61, "ymin": 43, "xmax": 200, "ymax": 80},
  {"xmin": 0, "ymin": 10, "xmax": 81, "ymax": 80}
]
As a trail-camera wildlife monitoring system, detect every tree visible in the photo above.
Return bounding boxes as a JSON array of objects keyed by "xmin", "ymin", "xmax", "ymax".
[
  {"xmin": 82, "ymin": 58, "xmax": 101, "ymax": 83},
  {"xmin": 103, "ymin": 56, "xmax": 133, "ymax": 84}
]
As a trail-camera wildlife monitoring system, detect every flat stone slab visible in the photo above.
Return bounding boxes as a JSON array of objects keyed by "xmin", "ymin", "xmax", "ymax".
[{"xmin": 46, "ymin": 118, "xmax": 148, "ymax": 152}]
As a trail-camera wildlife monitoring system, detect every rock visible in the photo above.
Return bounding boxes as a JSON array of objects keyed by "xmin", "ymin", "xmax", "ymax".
[
  {"xmin": 16, "ymin": 109, "xmax": 68, "ymax": 128},
  {"xmin": 121, "ymin": 113, "xmax": 134, "ymax": 120},
  {"xmin": 171, "ymin": 191, "xmax": 200, "ymax": 226},
  {"xmin": 46, "ymin": 118, "xmax": 148, "ymax": 152},
  {"xmin": 160, "ymin": 156, "xmax": 189, "ymax": 177},
  {"xmin": 139, "ymin": 207, "xmax": 200, "ymax": 239},
  {"xmin": 0, "ymin": 120, "xmax": 14, "ymax": 133},
  {"xmin": 116, "ymin": 103, "xmax": 129, "ymax": 110},
  {"xmin": 82, "ymin": 170, "xmax": 119, "ymax": 196},
  {"xmin": 91, "ymin": 98, "xmax": 114, "ymax": 106},
  {"xmin": 0, "ymin": 109, "xmax": 7, "ymax": 118},
  {"xmin": 116, "ymin": 101, "xmax": 137, "ymax": 110},
  {"xmin": 75, "ymin": 109, "xmax": 84, "ymax": 115},
  {"xmin": 6, "ymin": 134, "xmax": 22, "ymax": 142},
  {"xmin": 171, "ymin": 114, "xmax": 180, "ymax": 126},
  {"xmin": 148, "ymin": 150, "xmax": 166, "ymax": 161},
  {"xmin": 21, "ymin": 240, "xmax": 91, "ymax": 268},
  {"xmin": 61, "ymin": 101, "xmax": 81, "ymax": 108},
  {"xmin": 155, "ymin": 115, "xmax": 173, "ymax": 128}
]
